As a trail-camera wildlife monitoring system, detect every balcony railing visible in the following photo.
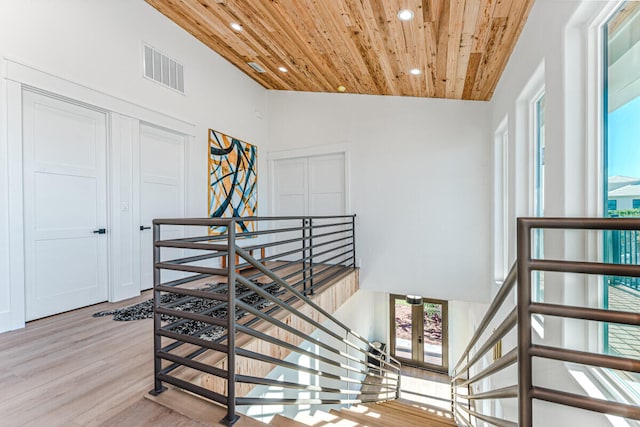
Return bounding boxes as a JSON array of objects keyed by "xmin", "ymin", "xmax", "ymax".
[{"xmin": 148, "ymin": 215, "xmax": 401, "ymax": 425}]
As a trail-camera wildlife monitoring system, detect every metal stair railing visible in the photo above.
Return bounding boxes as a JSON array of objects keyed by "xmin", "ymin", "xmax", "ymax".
[
  {"xmin": 148, "ymin": 216, "xmax": 401, "ymax": 426},
  {"xmin": 452, "ymin": 217, "xmax": 640, "ymax": 427}
]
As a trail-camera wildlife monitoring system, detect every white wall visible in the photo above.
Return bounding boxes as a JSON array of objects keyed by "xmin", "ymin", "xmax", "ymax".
[
  {"xmin": 267, "ymin": 91, "xmax": 492, "ymax": 303},
  {"xmin": 0, "ymin": 0, "xmax": 268, "ymax": 332},
  {"xmin": 487, "ymin": 1, "xmax": 626, "ymax": 425}
]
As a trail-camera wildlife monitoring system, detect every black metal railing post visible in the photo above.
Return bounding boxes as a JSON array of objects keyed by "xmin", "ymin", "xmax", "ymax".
[
  {"xmin": 517, "ymin": 219, "xmax": 532, "ymax": 427},
  {"xmin": 149, "ymin": 221, "xmax": 167, "ymax": 396},
  {"xmin": 309, "ymin": 218, "xmax": 314, "ymax": 295},
  {"xmin": 302, "ymin": 218, "xmax": 308, "ymax": 295},
  {"xmin": 224, "ymin": 220, "xmax": 239, "ymax": 426},
  {"xmin": 352, "ymin": 215, "xmax": 356, "ymax": 269}
]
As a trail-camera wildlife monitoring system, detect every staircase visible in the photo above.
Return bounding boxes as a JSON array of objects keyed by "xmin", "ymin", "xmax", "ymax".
[{"xmin": 269, "ymin": 399, "xmax": 456, "ymax": 427}]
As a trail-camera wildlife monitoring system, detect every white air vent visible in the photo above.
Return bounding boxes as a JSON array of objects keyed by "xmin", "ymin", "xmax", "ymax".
[
  {"xmin": 247, "ymin": 62, "xmax": 266, "ymax": 73},
  {"xmin": 143, "ymin": 44, "xmax": 184, "ymax": 94}
]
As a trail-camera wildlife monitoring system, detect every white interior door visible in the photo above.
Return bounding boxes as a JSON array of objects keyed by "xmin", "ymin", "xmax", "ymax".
[
  {"xmin": 272, "ymin": 157, "xmax": 308, "ymax": 261},
  {"xmin": 23, "ymin": 91, "xmax": 108, "ymax": 321},
  {"xmin": 272, "ymin": 153, "xmax": 346, "ymax": 262},
  {"xmin": 308, "ymin": 154, "xmax": 345, "ymax": 216},
  {"xmin": 139, "ymin": 123, "xmax": 185, "ymax": 290}
]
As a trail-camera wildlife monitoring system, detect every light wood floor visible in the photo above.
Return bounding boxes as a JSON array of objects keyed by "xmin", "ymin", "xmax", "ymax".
[
  {"xmin": 0, "ymin": 291, "xmax": 206, "ymax": 427},
  {"xmin": 0, "ymin": 266, "xmax": 354, "ymax": 426}
]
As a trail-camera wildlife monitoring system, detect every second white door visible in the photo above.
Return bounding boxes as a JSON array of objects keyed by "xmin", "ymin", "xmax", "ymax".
[{"xmin": 139, "ymin": 123, "xmax": 185, "ymax": 290}]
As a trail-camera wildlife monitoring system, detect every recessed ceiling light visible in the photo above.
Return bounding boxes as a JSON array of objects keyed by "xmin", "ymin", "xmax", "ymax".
[
  {"xmin": 337, "ymin": 85, "xmax": 346, "ymax": 93},
  {"xmin": 230, "ymin": 22, "xmax": 243, "ymax": 31},
  {"xmin": 397, "ymin": 9, "xmax": 415, "ymax": 21},
  {"xmin": 278, "ymin": 66, "xmax": 288, "ymax": 73},
  {"xmin": 410, "ymin": 68, "xmax": 421, "ymax": 75}
]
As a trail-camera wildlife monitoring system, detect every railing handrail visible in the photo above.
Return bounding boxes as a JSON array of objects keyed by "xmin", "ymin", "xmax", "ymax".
[
  {"xmin": 150, "ymin": 214, "xmax": 400, "ymax": 426},
  {"xmin": 452, "ymin": 263, "xmax": 517, "ymax": 375},
  {"xmin": 453, "ymin": 217, "xmax": 640, "ymax": 427}
]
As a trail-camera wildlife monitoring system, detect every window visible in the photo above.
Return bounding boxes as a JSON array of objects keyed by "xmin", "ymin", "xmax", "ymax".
[
  {"xmin": 493, "ymin": 118, "xmax": 509, "ymax": 283},
  {"xmin": 603, "ymin": 2, "xmax": 640, "ymax": 364},
  {"xmin": 533, "ymin": 92, "xmax": 545, "ymax": 303}
]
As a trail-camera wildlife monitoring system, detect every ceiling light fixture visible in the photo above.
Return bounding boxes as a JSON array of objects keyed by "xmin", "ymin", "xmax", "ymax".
[
  {"xmin": 406, "ymin": 295, "xmax": 423, "ymax": 305},
  {"xmin": 410, "ymin": 68, "xmax": 422, "ymax": 75},
  {"xmin": 278, "ymin": 66, "xmax": 288, "ymax": 73},
  {"xmin": 337, "ymin": 85, "xmax": 346, "ymax": 92},
  {"xmin": 230, "ymin": 22, "xmax": 243, "ymax": 31},
  {"xmin": 397, "ymin": 9, "xmax": 415, "ymax": 21}
]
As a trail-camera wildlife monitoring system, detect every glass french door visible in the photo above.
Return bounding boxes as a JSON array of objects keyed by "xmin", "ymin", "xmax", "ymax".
[{"xmin": 390, "ymin": 295, "xmax": 448, "ymax": 372}]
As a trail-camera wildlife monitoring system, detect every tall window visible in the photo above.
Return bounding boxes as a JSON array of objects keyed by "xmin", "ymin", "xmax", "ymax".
[
  {"xmin": 494, "ymin": 119, "xmax": 508, "ymax": 283},
  {"xmin": 603, "ymin": 2, "xmax": 640, "ymax": 359},
  {"xmin": 533, "ymin": 92, "xmax": 545, "ymax": 303}
]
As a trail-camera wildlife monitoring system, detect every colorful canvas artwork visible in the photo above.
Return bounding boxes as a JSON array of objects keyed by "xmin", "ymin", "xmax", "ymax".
[{"xmin": 208, "ymin": 129, "xmax": 257, "ymax": 235}]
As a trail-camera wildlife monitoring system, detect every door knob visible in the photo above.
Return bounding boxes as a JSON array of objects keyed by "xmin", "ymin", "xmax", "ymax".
[
  {"xmin": 140, "ymin": 226, "xmax": 151, "ymax": 231},
  {"xmin": 92, "ymin": 228, "xmax": 107, "ymax": 234}
]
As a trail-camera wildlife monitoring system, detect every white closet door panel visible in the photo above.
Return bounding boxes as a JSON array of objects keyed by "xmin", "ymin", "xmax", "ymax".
[
  {"xmin": 272, "ymin": 158, "xmax": 308, "ymax": 261},
  {"xmin": 23, "ymin": 91, "xmax": 108, "ymax": 320},
  {"xmin": 139, "ymin": 123, "xmax": 185, "ymax": 290},
  {"xmin": 309, "ymin": 154, "xmax": 346, "ymax": 265}
]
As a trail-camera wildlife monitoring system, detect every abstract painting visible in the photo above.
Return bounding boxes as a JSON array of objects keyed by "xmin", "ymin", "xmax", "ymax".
[{"xmin": 208, "ymin": 129, "xmax": 257, "ymax": 235}]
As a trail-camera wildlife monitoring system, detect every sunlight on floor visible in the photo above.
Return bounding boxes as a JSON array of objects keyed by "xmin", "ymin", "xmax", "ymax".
[{"xmin": 399, "ymin": 367, "xmax": 453, "ymax": 416}]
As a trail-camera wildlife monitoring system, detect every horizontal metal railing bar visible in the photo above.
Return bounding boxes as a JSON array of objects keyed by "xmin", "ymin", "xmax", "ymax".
[
  {"xmin": 154, "ymin": 240, "xmax": 229, "ymax": 251},
  {"xmin": 157, "ymin": 327, "xmax": 229, "ymax": 354},
  {"xmin": 155, "ymin": 306, "xmax": 228, "ymax": 328},
  {"xmin": 529, "ymin": 345, "xmax": 640, "ymax": 373},
  {"xmin": 457, "ymin": 385, "xmax": 518, "ymax": 400},
  {"xmin": 235, "ymin": 348, "xmax": 384, "ymax": 387},
  {"xmin": 157, "ymin": 372, "xmax": 228, "ymax": 406},
  {"xmin": 154, "ymin": 218, "xmax": 232, "ymax": 226},
  {"xmin": 520, "ymin": 216, "xmax": 640, "ymax": 230},
  {"xmin": 163, "ymin": 251, "xmax": 224, "ymax": 265},
  {"xmin": 456, "ymin": 308, "xmax": 517, "ymax": 377},
  {"xmin": 455, "ymin": 403, "xmax": 517, "ymax": 427},
  {"xmin": 157, "ymin": 273, "xmax": 212, "ymax": 288},
  {"xmin": 530, "ymin": 302, "xmax": 640, "ymax": 326},
  {"xmin": 155, "ymin": 262, "xmax": 227, "ymax": 276},
  {"xmin": 456, "ymin": 348, "xmax": 518, "ymax": 387},
  {"xmin": 531, "ymin": 386, "xmax": 640, "ymax": 420},
  {"xmin": 237, "ymin": 251, "xmax": 399, "ymax": 368},
  {"xmin": 235, "ymin": 322, "xmax": 376, "ymax": 379},
  {"xmin": 153, "ymin": 215, "xmax": 355, "ymax": 228},
  {"xmin": 529, "ymin": 259, "xmax": 640, "ymax": 278},
  {"xmin": 155, "ymin": 285, "xmax": 229, "ymax": 302},
  {"xmin": 236, "ymin": 396, "xmax": 395, "ymax": 406},
  {"xmin": 157, "ymin": 350, "xmax": 229, "ymax": 379},
  {"xmin": 235, "ymin": 375, "xmax": 395, "ymax": 395},
  {"xmin": 454, "ymin": 264, "xmax": 517, "ymax": 374}
]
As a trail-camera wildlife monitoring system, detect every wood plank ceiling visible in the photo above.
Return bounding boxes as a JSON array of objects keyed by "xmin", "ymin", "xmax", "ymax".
[{"xmin": 146, "ymin": 0, "xmax": 535, "ymax": 101}]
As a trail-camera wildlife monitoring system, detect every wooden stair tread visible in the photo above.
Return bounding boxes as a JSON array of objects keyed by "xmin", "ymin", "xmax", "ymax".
[
  {"xmin": 363, "ymin": 401, "xmax": 456, "ymax": 426},
  {"xmin": 269, "ymin": 413, "xmax": 309, "ymax": 427},
  {"xmin": 380, "ymin": 399, "xmax": 455, "ymax": 422},
  {"xmin": 145, "ymin": 387, "xmax": 267, "ymax": 426}
]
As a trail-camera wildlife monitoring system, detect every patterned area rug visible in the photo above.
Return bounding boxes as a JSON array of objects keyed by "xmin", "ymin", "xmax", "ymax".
[{"xmin": 93, "ymin": 282, "xmax": 281, "ymax": 340}]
